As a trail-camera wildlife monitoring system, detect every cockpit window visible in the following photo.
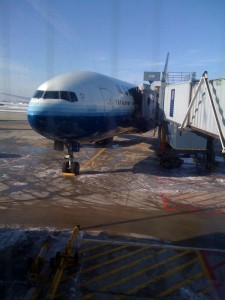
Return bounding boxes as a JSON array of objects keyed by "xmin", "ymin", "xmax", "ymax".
[
  {"xmin": 116, "ymin": 85, "xmax": 130, "ymax": 96},
  {"xmin": 33, "ymin": 90, "xmax": 44, "ymax": 99},
  {"xmin": 33, "ymin": 90, "xmax": 78, "ymax": 102},
  {"xmin": 60, "ymin": 91, "xmax": 78, "ymax": 102},
  {"xmin": 43, "ymin": 91, "xmax": 59, "ymax": 99},
  {"xmin": 122, "ymin": 86, "xmax": 129, "ymax": 95},
  {"xmin": 116, "ymin": 84, "xmax": 124, "ymax": 94},
  {"xmin": 60, "ymin": 91, "xmax": 70, "ymax": 101},
  {"xmin": 69, "ymin": 92, "xmax": 78, "ymax": 102}
]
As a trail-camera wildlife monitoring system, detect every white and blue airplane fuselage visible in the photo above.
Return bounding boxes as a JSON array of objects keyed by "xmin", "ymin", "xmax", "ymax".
[
  {"xmin": 28, "ymin": 71, "xmax": 137, "ymax": 143},
  {"xmin": 27, "ymin": 71, "xmax": 150, "ymax": 174}
]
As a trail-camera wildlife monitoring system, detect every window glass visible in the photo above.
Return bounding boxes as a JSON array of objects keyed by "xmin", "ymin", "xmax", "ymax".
[
  {"xmin": 33, "ymin": 90, "xmax": 44, "ymax": 99},
  {"xmin": 60, "ymin": 91, "xmax": 70, "ymax": 102},
  {"xmin": 169, "ymin": 89, "xmax": 175, "ymax": 117},
  {"xmin": 122, "ymin": 86, "xmax": 129, "ymax": 95},
  {"xmin": 69, "ymin": 92, "xmax": 78, "ymax": 102},
  {"xmin": 127, "ymin": 89, "xmax": 132, "ymax": 96},
  {"xmin": 116, "ymin": 85, "xmax": 124, "ymax": 94},
  {"xmin": 43, "ymin": 91, "xmax": 59, "ymax": 99}
]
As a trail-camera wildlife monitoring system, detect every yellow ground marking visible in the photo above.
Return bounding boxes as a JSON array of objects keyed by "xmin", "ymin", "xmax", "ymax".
[
  {"xmin": 80, "ymin": 250, "xmax": 192, "ymax": 300},
  {"xmin": 83, "ymin": 148, "xmax": 106, "ymax": 167},
  {"xmin": 82, "ymin": 245, "xmax": 152, "ymax": 274},
  {"xmin": 133, "ymin": 142, "xmax": 148, "ymax": 148},
  {"xmin": 195, "ymin": 251, "xmax": 220, "ymax": 300},
  {"xmin": 62, "ymin": 148, "xmax": 106, "ymax": 175},
  {"xmin": 126, "ymin": 257, "xmax": 198, "ymax": 295},
  {"xmin": 98, "ymin": 250, "xmax": 191, "ymax": 292},
  {"xmin": 80, "ymin": 242, "xmax": 109, "ymax": 254},
  {"xmin": 115, "ymin": 272, "xmax": 203, "ymax": 300},
  {"xmin": 82, "ymin": 244, "xmax": 127, "ymax": 262},
  {"xmin": 113, "ymin": 153, "xmax": 122, "ymax": 158},
  {"xmin": 82, "ymin": 248, "xmax": 166, "ymax": 286},
  {"xmin": 158, "ymin": 271, "xmax": 202, "ymax": 297},
  {"xmin": 61, "ymin": 173, "xmax": 75, "ymax": 176},
  {"xmin": 80, "ymin": 248, "xmax": 165, "ymax": 300}
]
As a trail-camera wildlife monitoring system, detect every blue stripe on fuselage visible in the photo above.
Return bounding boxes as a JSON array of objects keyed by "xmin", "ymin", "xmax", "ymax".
[
  {"xmin": 27, "ymin": 114, "xmax": 134, "ymax": 141},
  {"xmin": 27, "ymin": 104, "xmax": 134, "ymax": 117}
]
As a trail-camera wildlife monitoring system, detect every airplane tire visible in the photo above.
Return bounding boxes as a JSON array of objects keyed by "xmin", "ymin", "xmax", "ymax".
[
  {"xmin": 62, "ymin": 161, "xmax": 70, "ymax": 173},
  {"xmin": 71, "ymin": 162, "xmax": 80, "ymax": 175}
]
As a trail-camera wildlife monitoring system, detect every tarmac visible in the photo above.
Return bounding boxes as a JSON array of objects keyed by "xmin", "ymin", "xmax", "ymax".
[{"xmin": 1, "ymin": 110, "xmax": 225, "ymax": 299}]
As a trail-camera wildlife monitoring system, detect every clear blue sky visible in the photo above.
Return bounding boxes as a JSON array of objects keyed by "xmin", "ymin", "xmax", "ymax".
[{"xmin": 0, "ymin": 0, "xmax": 225, "ymax": 97}]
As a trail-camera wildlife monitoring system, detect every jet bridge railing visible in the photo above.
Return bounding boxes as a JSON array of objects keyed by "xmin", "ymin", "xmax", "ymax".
[{"xmin": 166, "ymin": 72, "xmax": 196, "ymax": 84}]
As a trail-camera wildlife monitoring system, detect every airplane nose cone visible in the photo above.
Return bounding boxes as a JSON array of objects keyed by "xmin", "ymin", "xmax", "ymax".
[
  {"xmin": 27, "ymin": 113, "xmax": 47, "ymax": 136},
  {"xmin": 27, "ymin": 99, "xmax": 85, "ymax": 140},
  {"xmin": 27, "ymin": 97, "xmax": 104, "ymax": 141},
  {"xmin": 27, "ymin": 100, "xmax": 57, "ymax": 139}
]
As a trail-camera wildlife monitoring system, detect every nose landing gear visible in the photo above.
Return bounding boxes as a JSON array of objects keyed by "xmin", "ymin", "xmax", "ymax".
[{"xmin": 62, "ymin": 142, "xmax": 80, "ymax": 175}]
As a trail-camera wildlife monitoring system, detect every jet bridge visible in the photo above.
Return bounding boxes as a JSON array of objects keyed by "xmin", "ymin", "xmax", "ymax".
[
  {"xmin": 155, "ymin": 71, "xmax": 225, "ymax": 171},
  {"xmin": 141, "ymin": 51, "xmax": 224, "ymax": 170},
  {"xmin": 163, "ymin": 72, "xmax": 225, "ymax": 154},
  {"xmin": 179, "ymin": 72, "xmax": 225, "ymax": 153}
]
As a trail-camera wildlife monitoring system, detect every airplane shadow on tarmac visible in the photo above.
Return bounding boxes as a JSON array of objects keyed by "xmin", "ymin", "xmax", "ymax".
[
  {"xmin": 133, "ymin": 156, "xmax": 201, "ymax": 178},
  {"xmin": 83, "ymin": 134, "xmax": 157, "ymax": 149},
  {"xmin": 81, "ymin": 154, "xmax": 210, "ymax": 178},
  {"xmin": 81, "ymin": 168, "xmax": 132, "ymax": 175},
  {"xmin": 0, "ymin": 127, "xmax": 32, "ymax": 130},
  {"xmin": 0, "ymin": 153, "xmax": 21, "ymax": 159},
  {"xmin": 82, "ymin": 134, "xmax": 225, "ymax": 177},
  {"xmin": 113, "ymin": 133, "xmax": 158, "ymax": 148},
  {"xmin": 133, "ymin": 154, "xmax": 225, "ymax": 177}
]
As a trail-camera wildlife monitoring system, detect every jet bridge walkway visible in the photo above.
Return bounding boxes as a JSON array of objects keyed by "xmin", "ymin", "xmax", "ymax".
[{"xmin": 179, "ymin": 72, "xmax": 225, "ymax": 154}]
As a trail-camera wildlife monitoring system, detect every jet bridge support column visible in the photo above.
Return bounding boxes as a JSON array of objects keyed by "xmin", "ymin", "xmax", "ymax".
[{"xmin": 206, "ymin": 136, "xmax": 216, "ymax": 169}]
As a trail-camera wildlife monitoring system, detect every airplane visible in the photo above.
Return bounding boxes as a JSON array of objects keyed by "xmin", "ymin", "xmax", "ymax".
[{"xmin": 27, "ymin": 71, "xmax": 158, "ymax": 174}]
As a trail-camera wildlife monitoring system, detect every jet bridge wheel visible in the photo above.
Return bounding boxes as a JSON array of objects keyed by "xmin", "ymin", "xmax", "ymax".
[
  {"xmin": 162, "ymin": 157, "xmax": 183, "ymax": 169},
  {"xmin": 163, "ymin": 159, "xmax": 171, "ymax": 169}
]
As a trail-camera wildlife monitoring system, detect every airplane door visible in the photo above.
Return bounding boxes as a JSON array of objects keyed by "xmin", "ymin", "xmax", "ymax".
[
  {"xmin": 100, "ymin": 88, "xmax": 113, "ymax": 114},
  {"xmin": 142, "ymin": 91, "xmax": 155, "ymax": 119}
]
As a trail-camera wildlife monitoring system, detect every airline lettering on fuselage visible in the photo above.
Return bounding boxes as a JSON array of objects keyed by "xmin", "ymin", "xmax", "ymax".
[{"xmin": 106, "ymin": 99, "xmax": 133, "ymax": 106}]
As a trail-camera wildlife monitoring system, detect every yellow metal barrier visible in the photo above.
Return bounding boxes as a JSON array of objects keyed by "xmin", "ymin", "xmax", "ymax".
[
  {"xmin": 46, "ymin": 226, "xmax": 80, "ymax": 300},
  {"xmin": 28, "ymin": 241, "xmax": 49, "ymax": 284}
]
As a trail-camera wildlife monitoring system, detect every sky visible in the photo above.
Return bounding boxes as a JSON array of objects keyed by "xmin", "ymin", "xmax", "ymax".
[{"xmin": 0, "ymin": 0, "xmax": 225, "ymax": 97}]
